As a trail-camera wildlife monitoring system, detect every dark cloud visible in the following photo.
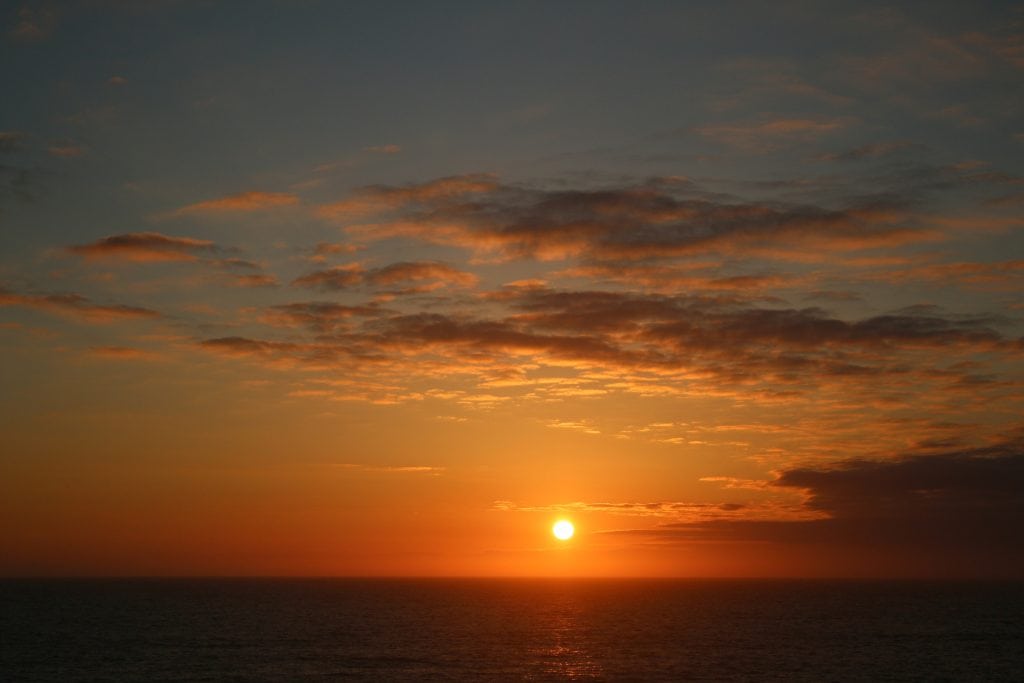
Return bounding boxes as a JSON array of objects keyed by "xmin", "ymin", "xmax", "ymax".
[
  {"xmin": 0, "ymin": 131, "xmax": 25, "ymax": 154},
  {"xmin": 291, "ymin": 265, "xmax": 362, "ymax": 290},
  {"xmin": 200, "ymin": 284, "xmax": 1019, "ymax": 400},
  {"xmin": 66, "ymin": 233, "xmax": 281, "ymax": 287},
  {"xmin": 7, "ymin": 4, "xmax": 58, "ymax": 41},
  {"xmin": 229, "ymin": 274, "xmax": 278, "ymax": 288},
  {"xmin": 0, "ymin": 163, "xmax": 34, "ymax": 206},
  {"xmin": 170, "ymin": 191, "xmax": 299, "ymax": 215},
  {"xmin": 612, "ymin": 442, "xmax": 1024, "ymax": 576},
  {"xmin": 67, "ymin": 232, "xmax": 218, "ymax": 262},
  {"xmin": 505, "ymin": 286, "xmax": 1009, "ymax": 353},
  {"xmin": 814, "ymin": 141, "xmax": 918, "ymax": 162},
  {"xmin": 776, "ymin": 443, "xmax": 1024, "ymax": 518},
  {"xmin": 803, "ymin": 290, "xmax": 864, "ymax": 302},
  {"xmin": 326, "ymin": 176, "xmax": 927, "ymax": 263},
  {"xmin": 0, "ymin": 288, "xmax": 159, "ymax": 323},
  {"xmin": 261, "ymin": 301, "xmax": 382, "ymax": 332},
  {"xmin": 293, "ymin": 261, "xmax": 478, "ymax": 294}
]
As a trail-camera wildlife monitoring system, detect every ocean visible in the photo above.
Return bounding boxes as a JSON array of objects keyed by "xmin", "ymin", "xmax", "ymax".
[{"xmin": 2, "ymin": 579, "xmax": 1022, "ymax": 681}]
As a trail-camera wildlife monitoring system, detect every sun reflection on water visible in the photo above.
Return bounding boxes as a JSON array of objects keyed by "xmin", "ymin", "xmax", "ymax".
[{"xmin": 530, "ymin": 597, "xmax": 603, "ymax": 679}]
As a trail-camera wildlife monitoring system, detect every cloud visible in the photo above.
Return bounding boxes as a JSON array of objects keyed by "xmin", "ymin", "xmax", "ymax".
[
  {"xmin": 493, "ymin": 499, "xmax": 767, "ymax": 522},
  {"xmin": 199, "ymin": 283, "xmax": 1019, "ymax": 407},
  {"xmin": 229, "ymin": 273, "xmax": 279, "ymax": 288},
  {"xmin": 67, "ymin": 232, "xmax": 217, "ymax": 262},
  {"xmin": 802, "ymin": 290, "xmax": 863, "ymax": 303},
  {"xmin": 48, "ymin": 141, "xmax": 86, "ymax": 158},
  {"xmin": 557, "ymin": 263, "xmax": 801, "ymax": 293},
  {"xmin": 332, "ymin": 463, "xmax": 443, "ymax": 475},
  {"xmin": 867, "ymin": 260, "xmax": 1024, "ymax": 290},
  {"xmin": 260, "ymin": 301, "xmax": 382, "ymax": 331},
  {"xmin": 317, "ymin": 173, "xmax": 497, "ymax": 219},
  {"xmin": 309, "ymin": 242, "xmax": 361, "ymax": 262},
  {"xmin": 0, "ymin": 163, "xmax": 34, "ymax": 205},
  {"xmin": 839, "ymin": 31, "xmax": 986, "ymax": 87},
  {"xmin": 66, "ymin": 233, "xmax": 281, "ymax": 288},
  {"xmin": 696, "ymin": 117, "xmax": 850, "ymax": 152},
  {"xmin": 774, "ymin": 442, "xmax": 1024, "ymax": 519},
  {"xmin": 609, "ymin": 441, "xmax": 1024, "ymax": 575},
  {"xmin": 8, "ymin": 4, "xmax": 57, "ymax": 41},
  {"xmin": 329, "ymin": 176, "xmax": 925, "ymax": 263},
  {"xmin": 814, "ymin": 141, "xmax": 917, "ymax": 162},
  {"xmin": 501, "ymin": 286, "xmax": 1010, "ymax": 354},
  {"xmin": 86, "ymin": 345, "xmax": 161, "ymax": 360},
  {"xmin": 198, "ymin": 336, "xmax": 305, "ymax": 359},
  {"xmin": 171, "ymin": 191, "xmax": 299, "ymax": 215},
  {"xmin": 365, "ymin": 261, "xmax": 478, "ymax": 289},
  {"xmin": 960, "ymin": 29, "xmax": 1024, "ymax": 70},
  {"xmin": 293, "ymin": 260, "xmax": 478, "ymax": 293},
  {"xmin": 364, "ymin": 144, "xmax": 401, "ymax": 154},
  {"xmin": 927, "ymin": 104, "xmax": 983, "ymax": 127},
  {"xmin": 0, "ymin": 132, "xmax": 25, "ymax": 154},
  {"xmin": 291, "ymin": 263, "xmax": 363, "ymax": 290},
  {"xmin": 0, "ymin": 289, "xmax": 159, "ymax": 323}
]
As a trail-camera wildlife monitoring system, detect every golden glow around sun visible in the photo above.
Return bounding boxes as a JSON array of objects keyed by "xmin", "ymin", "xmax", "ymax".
[{"xmin": 552, "ymin": 520, "xmax": 575, "ymax": 541}]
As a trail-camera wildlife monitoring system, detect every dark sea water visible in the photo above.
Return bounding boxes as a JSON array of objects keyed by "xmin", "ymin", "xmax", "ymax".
[{"xmin": 2, "ymin": 579, "xmax": 1022, "ymax": 681}]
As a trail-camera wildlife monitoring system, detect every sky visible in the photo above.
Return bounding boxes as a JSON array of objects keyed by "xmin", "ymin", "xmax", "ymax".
[{"xmin": 1, "ymin": 0, "xmax": 1023, "ymax": 578}]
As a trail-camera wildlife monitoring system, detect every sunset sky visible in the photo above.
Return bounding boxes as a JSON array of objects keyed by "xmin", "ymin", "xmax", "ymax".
[{"xmin": 2, "ymin": 1, "xmax": 1022, "ymax": 578}]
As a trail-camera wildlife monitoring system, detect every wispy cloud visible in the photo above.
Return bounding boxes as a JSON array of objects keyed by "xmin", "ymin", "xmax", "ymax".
[
  {"xmin": 317, "ymin": 174, "xmax": 497, "ymax": 220},
  {"xmin": 171, "ymin": 191, "xmax": 299, "ymax": 215},
  {"xmin": 0, "ymin": 131, "xmax": 25, "ymax": 153},
  {"xmin": 47, "ymin": 141, "xmax": 86, "ymax": 158},
  {"xmin": 85, "ymin": 345, "xmax": 162, "ymax": 360},
  {"xmin": 293, "ymin": 260, "xmax": 478, "ymax": 294},
  {"xmin": 329, "ymin": 175, "xmax": 925, "ymax": 263},
  {"xmin": 332, "ymin": 463, "xmax": 444, "ymax": 475},
  {"xmin": 696, "ymin": 117, "xmax": 850, "ymax": 152},
  {"xmin": 0, "ymin": 289, "xmax": 159, "ymax": 323},
  {"xmin": 814, "ymin": 141, "xmax": 917, "ymax": 162},
  {"xmin": 8, "ymin": 4, "xmax": 57, "ymax": 41},
  {"xmin": 67, "ymin": 232, "xmax": 217, "ymax": 262}
]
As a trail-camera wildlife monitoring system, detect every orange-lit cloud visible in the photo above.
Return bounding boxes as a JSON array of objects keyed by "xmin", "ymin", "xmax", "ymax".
[
  {"xmin": 308, "ymin": 242, "xmax": 362, "ymax": 262},
  {"xmin": 329, "ymin": 177, "xmax": 929, "ymax": 262},
  {"xmin": 333, "ymin": 463, "xmax": 443, "ymax": 474},
  {"xmin": 697, "ymin": 117, "xmax": 850, "ymax": 151},
  {"xmin": 195, "ymin": 283, "xmax": 1020, "ymax": 411},
  {"xmin": 0, "ymin": 131, "xmax": 26, "ymax": 153},
  {"xmin": 293, "ymin": 260, "xmax": 478, "ymax": 293},
  {"xmin": 68, "ymin": 232, "xmax": 217, "ymax": 262},
  {"xmin": 814, "ymin": 141, "xmax": 917, "ymax": 162},
  {"xmin": 85, "ymin": 345, "xmax": 162, "ymax": 360},
  {"xmin": 260, "ymin": 301, "xmax": 382, "ymax": 331},
  {"xmin": 48, "ymin": 142, "xmax": 86, "ymax": 158},
  {"xmin": 229, "ymin": 273, "xmax": 279, "ymax": 288},
  {"xmin": 866, "ymin": 259, "xmax": 1024, "ymax": 290},
  {"xmin": 8, "ymin": 5, "xmax": 57, "ymax": 41},
  {"xmin": 172, "ymin": 191, "xmax": 299, "ymax": 215},
  {"xmin": 317, "ymin": 173, "xmax": 498, "ymax": 219},
  {"xmin": 0, "ymin": 289, "xmax": 159, "ymax": 323}
]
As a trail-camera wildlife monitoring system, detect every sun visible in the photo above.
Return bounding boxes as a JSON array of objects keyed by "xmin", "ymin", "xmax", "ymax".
[{"xmin": 552, "ymin": 519, "xmax": 575, "ymax": 541}]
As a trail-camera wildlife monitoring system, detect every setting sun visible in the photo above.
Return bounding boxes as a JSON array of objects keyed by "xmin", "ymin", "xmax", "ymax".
[{"xmin": 552, "ymin": 520, "xmax": 575, "ymax": 541}]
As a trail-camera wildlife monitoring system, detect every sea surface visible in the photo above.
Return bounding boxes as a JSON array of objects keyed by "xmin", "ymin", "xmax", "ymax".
[{"xmin": 2, "ymin": 579, "xmax": 1022, "ymax": 681}]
